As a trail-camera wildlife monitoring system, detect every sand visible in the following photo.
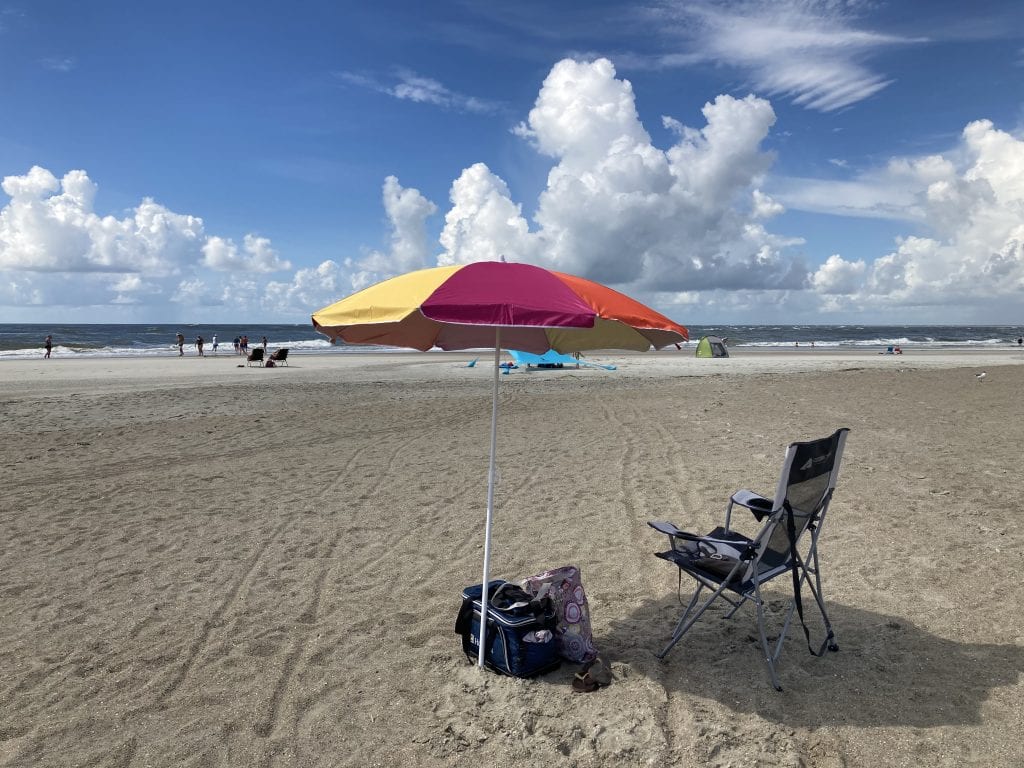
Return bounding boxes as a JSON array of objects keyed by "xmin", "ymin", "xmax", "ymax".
[{"xmin": 2, "ymin": 348, "xmax": 1023, "ymax": 767}]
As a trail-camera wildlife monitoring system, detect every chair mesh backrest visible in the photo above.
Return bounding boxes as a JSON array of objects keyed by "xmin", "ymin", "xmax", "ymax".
[{"xmin": 756, "ymin": 430, "xmax": 847, "ymax": 570}]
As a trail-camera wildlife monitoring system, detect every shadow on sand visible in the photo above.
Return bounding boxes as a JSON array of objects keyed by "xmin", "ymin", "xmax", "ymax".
[{"xmin": 598, "ymin": 592, "xmax": 1024, "ymax": 729}]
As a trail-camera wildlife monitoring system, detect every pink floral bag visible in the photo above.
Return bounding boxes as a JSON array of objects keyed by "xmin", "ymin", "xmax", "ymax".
[{"xmin": 521, "ymin": 565, "xmax": 598, "ymax": 663}]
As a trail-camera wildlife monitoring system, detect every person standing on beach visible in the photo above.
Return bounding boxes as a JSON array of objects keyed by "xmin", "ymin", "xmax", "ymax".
[
  {"xmin": 195, "ymin": 335, "xmax": 204, "ymax": 356},
  {"xmin": 1018, "ymin": 336, "xmax": 1023, "ymax": 347},
  {"xmin": 211, "ymin": 334, "xmax": 218, "ymax": 354},
  {"xmin": 261, "ymin": 336, "xmax": 268, "ymax": 352},
  {"xmin": 233, "ymin": 336, "xmax": 240, "ymax": 355},
  {"xmin": 44, "ymin": 334, "xmax": 52, "ymax": 359},
  {"xmin": 176, "ymin": 332, "xmax": 185, "ymax": 356}
]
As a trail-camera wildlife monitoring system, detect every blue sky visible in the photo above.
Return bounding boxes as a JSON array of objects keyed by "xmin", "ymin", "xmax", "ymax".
[{"xmin": 1, "ymin": 0, "xmax": 1023, "ymax": 324}]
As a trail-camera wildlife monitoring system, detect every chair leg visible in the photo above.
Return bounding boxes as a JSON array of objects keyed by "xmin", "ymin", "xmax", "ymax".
[
  {"xmin": 723, "ymin": 595, "xmax": 745, "ymax": 619},
  {"xmin": 754, "ymin": 595, "xmax": 784, "ymax": 691},
  {"xmin": 805, "ymin": 541, "xmax": 840, "ymax": 652},
  {"xmin": 657, "ymin": 583, "xmax": 705, "ymax": 659},
  {"xmin": 804, "ymin": 559, "xmax": 839, "ymax": 652},
  {"xmin": 658, "ymin": 575, "xmax": 755, "ymax": 660}
]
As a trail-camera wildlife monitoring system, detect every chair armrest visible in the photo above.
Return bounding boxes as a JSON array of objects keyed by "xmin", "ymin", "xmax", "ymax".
[
  {"xmin": 648, "ymin": 520, "xmax": 682, "ymax": 536},
  {"xmin": 648, "ymin": 521, "xmax": 701, "ymax": 541},
  {"xmin": 730, "ymin": 489, "xmax": 775, "ymax": 521}
]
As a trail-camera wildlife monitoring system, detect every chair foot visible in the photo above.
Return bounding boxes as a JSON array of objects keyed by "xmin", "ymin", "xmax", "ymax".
[{"xmin": 828, "ymin": 642, "xmax": 839, "ymax": 653}]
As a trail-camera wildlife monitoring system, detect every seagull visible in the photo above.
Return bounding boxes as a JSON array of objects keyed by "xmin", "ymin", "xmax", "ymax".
[{"xmin": 976, "ymin": 372, "xmax": 987, "ymax": 382}]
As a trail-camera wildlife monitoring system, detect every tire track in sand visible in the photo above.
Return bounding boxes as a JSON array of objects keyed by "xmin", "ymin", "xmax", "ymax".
[
  {"xmin": 155, "ymin": 518, "xmax": 291, "ymax": 704},
  {"xmin": 251, "ymin": 423, "xmax": 437, "ymax": 741}
]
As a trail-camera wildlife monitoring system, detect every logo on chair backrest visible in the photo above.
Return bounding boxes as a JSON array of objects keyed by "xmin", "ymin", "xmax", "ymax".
[{"xmin": 799, "ymin": 454, "xmax": 829, "ymax": 471}]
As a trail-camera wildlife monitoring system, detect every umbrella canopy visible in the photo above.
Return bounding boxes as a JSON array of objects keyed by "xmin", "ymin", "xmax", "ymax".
[
  {"xmin": 312, "ymin": 262, "xmax": 686, "ymax": 354},
  {"xmin": 312, "ymin": 261, "xmax": 687, "ymax": 668}
]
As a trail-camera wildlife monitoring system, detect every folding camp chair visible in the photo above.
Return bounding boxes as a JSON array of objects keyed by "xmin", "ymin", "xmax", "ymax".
[{"xmin": 649, "ymin": 428, "xmax": 850, "ymax": 690}]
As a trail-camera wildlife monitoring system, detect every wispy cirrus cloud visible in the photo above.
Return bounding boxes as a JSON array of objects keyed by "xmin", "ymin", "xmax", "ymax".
[
  {"xmin": 641, "ymin": 1, "xmax": 926, "ymax": 112},
  {"xmin": 0, "ymin": 7, "xmax": 25, "ymax": 33},
  {"xmin": 40, "ymin": 56, "xmax": 76, "ymax": 72},
  {"xmin": 337, "ymin": 68, "xmax": 502, "ymax": 114}
]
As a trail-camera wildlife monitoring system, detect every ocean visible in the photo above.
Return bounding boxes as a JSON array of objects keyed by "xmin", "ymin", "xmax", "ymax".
[{"xmin": 2, "ymin": 323, "xmax": 1023, "ymax": 360}]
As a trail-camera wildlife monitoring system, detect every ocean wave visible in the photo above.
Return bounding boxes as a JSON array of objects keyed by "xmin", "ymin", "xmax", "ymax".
[
  {"xmin": 688, "ymin": 338, "xmax": 1015, "ymax": 348},
  {"xmin": 2, "ymin": 323, "xmax": 1020, "ymax": 360},
  {"xmin": 0, "ymin": 339, "xmax": 399, "ymax": 360}
]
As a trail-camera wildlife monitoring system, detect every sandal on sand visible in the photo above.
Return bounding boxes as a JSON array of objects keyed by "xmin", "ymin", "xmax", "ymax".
[
  {"xmin": 588, "ymin": 657, "xmax": 612, "ymax": 686},
  {"xmin": 572, "ymin": 657, "xmax": 612, "ymax": 693},
  {"xmin": 572, "ymin": 671, "xmax": 599, "ymax": 693}
]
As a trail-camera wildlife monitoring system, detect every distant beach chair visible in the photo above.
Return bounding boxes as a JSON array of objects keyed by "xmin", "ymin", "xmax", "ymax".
[
  {"xmin": 247, "ymin": 347, "xmax": 265, "ymax": 367},
  {"xmin": 881, "ymin": 345, "xmax": 895, "ymax": 355},
  {"xmin": 268, "ymin": 348, "xmax": 289, "ymax": 366},
  {"xmin": 648, "ymin": 428, "xmax": 850, "ymax": 691}
]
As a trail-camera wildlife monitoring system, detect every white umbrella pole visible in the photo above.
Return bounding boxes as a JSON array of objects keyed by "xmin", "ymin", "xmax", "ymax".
[{"xmin": 477, "ymin": 329, "xmax": 501, "ymax": 668}]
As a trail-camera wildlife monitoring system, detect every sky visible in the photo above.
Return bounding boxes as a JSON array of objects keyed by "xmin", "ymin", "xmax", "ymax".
[{"xmin": 1, "ymin": 0, "xmax": 1023, "ymax": 325}]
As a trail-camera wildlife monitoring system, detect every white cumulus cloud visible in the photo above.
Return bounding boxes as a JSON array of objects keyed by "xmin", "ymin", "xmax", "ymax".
[
  {"xmin": 0, "ymin": 165, "xmax": 287, "ymax": 317},
  {"xmin": 355, "ymin": 176, "xmax": 437, "ymax": 276},
  {"xmin": 446, "ymin": 58, "xmax": 804, "ymax": 294},
  {"xmin": 202, "ymin": 234, "xmax": 291, "ymax": 272},
  {"xmin": 806, "ymin": 119, "xmax": 1024, "ymax": 318},
  {"xmin": 264, "ymin": 260, "xmax": 346, "ymax": 318},
  {"xmin": 0, "ymin": 166, "xmax": 204, "ymax": 274},
  {"xmin": 438, "ymin": 164, "xmax": 533, "ymax": 265},
  {"xmin": 812, "ymin": 254, "xmax": 866, "ymax": 294}
]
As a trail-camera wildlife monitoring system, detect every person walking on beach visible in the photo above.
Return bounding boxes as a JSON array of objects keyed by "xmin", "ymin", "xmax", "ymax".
[
  {"xmin": 176, "ymin": 332, "xmax": 185, "ymax": 356},
  {"xmin": 241, "ymin": 335, "xmax": 249, "ymax": 354},
  {"xmin": 44, "ymin": 334, "xmax": 52, "ymax": 359},
  {"xmin": 261, "ymin": 336, "xmax": 268, "ymax": 352},
  {"xmin": 211, "ymin": 334, "xmax": 218, "ymax": 354},
  {"xmin": 195, "ymin": 335, "xmax": 204, "ymax": 356},
  {"xmin": 233, "ymin": 336, "xmax": 240, "ymax": 355}
]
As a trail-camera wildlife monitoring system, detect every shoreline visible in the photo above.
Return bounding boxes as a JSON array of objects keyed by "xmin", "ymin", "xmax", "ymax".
[{"xmin": 1, "ymin": 346, "xmax": 1021, "ymax": 394}]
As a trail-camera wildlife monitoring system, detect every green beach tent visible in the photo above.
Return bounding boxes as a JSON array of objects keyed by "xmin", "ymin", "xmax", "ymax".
[{"xmin": 695, "ymin": 335, "xmax": 729, "ymax": 358}]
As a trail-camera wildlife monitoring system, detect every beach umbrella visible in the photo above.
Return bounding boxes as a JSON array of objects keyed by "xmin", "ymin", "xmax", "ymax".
[{"xmin": 312, "ymin": 261, "xmax": 688, "ymax": 668}]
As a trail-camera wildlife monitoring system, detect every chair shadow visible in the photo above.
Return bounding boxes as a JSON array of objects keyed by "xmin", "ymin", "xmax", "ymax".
[{"xmin": 597, "ymin": 592, "xmax": 1024, "ymax": 728}]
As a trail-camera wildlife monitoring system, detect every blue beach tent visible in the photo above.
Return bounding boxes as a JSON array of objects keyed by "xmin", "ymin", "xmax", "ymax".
[{"xmin": 507, "ymin": 349, "xmax": 616, "ymax": 371}]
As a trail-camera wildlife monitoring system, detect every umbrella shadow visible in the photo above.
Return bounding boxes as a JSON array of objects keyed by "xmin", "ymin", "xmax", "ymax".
[{"xmin": 596, "ymin": 593, "xmax": 1024, "ymax": 728}]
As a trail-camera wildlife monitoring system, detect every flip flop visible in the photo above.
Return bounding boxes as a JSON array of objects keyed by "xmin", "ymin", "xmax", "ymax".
[
  {"xmin": 572, "ymin": 658, "xmax": 612, "ymax": 693},
  {"xmin": 587, "ymin": 657, "xmax": 612, "ymax": 686},
  {"xmin": 572, "ymin": 670, "xmax": 599, "ymax": 693}
]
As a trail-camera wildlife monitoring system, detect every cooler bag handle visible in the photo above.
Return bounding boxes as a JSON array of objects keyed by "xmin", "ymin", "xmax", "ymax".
[{"xmin": 489, "ymin": 582, "xmax": 531, "ymax": 611}]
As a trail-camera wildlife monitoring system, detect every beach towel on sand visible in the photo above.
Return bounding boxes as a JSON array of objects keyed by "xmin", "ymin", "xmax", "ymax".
[{"xmin": 521, "ymin": 566, "xmax": 598, "ymax": 663}]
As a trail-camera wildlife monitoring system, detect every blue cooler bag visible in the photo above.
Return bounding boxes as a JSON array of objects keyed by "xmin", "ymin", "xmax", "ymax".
[{"xmin": 455, "ymin": 580, "xmax": 560, "ymax": 677}]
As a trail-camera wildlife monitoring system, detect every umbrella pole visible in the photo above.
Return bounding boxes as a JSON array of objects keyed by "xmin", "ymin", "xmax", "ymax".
[{"xmin": 478, "ymin": 329, "xmax": 501, "ymax": 668}]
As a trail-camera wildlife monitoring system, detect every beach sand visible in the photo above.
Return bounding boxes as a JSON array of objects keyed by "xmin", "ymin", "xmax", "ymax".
[{"xmin": 2, "ymin": 349, "xmax": 1023, "ymax": 767}]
